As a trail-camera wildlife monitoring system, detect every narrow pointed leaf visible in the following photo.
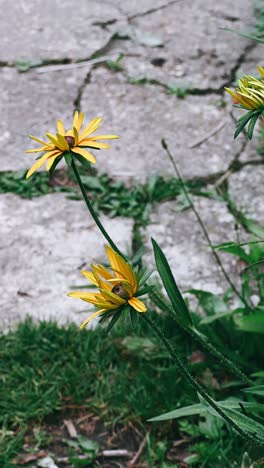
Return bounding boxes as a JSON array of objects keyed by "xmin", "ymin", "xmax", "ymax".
[
  {"xmin": 152, "ymin": 238, "xmax": 192, "ymax": 326},
  {"xmin": 247, "ymin": 113, "xmax": 261, "ymax": 140},
  {"xmin": 105, "ymin": 308, "xmax": 123, "ymax": 334}
]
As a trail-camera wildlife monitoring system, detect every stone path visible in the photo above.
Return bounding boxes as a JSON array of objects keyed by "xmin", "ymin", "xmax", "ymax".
[{"xmin": 1, "ymin": 0, "xmax": 263, "ymax": 330}]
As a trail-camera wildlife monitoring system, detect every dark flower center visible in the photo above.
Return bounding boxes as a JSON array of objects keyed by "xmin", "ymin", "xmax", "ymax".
[
  {"xmin": 111, "ymin": 282, "xmax": 130, "ymax": 300},
  {"xmin": 64, "ymin": 136, "xmax": 75, "ymax": 148}
]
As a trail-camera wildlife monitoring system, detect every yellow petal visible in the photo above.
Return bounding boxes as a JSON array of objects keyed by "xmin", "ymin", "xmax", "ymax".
[
  {"xmin": 257, "ymin": 65, "xmax": 264, "ymax": 78},
  {"xmin": 71, "ymin": 147, "xmax": 96, "ymax": 164},
  {"xmin": 78, "ymin": 141, "xmax": 110, "ymax": 149},
  {"xmin": 26, "ymin": 153, "xmax": 50, "ymax": 179},
  {"xmin": 90, "ymin": 134, "xmax": 120, "ymax": 140},
  {"xmin": 73, "ymin": 126, "xmax": 79, "ymax": 145},
  {"xmin": 81, "ymin": 270, "xmax": 99, "ymax": 286},
  {"xmin": 67, "ymin": 291, "xmax": 102, "ymax": 304},
  {"xmin": 29, "ymin": 135, "xmax": 51, "ymax": 146},
  {"xmin": 56, "ymin": 133, "xmax": 69, "ymax": 150},
  {"xmin": 73, "ymin": 111, "xmax": 84, "ymax": 132},
  {"xmin": 46, "ymin": 154, "xmax": 61, "ymax": 171},
  {"xmin": 80, "ymin": 309, "xmax": 107, "ymax": 329},
  {"xmin": 128, "ymin": 297, "xmax": 147, "ymax": 312},
  {"xmin": 91, "ymin": 264, "xmax": 114, "ymax": 281},
  {"xmin": 99, "ymin": 288, "xmax": 126, "ymax": 305},
  {"xmin": 224, "ymin": 88, "xmax": 253, "ymax": 110},
  {"xmin": 106, "ymin": 246, "xmax": 137, "ymax": 290},
  {"xmin": 25, "ymin": 147, "xmax": 47, "ymax": 153},
  {"xmin": 46, "ymin": 133, "xmax": 62, "ymax": 148},
  {"xmin": 79, "ymin": 117, "xmax": 102, "ymax": 141},
  {"xmin": 57, "ymin": 119, "xmax": 65, "ymax": 134}
]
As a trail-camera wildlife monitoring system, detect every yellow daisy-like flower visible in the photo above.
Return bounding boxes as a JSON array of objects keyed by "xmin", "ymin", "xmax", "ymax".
[
  {"xmin": 225, "ymin": 65, "xmax": 264, "ymax": 111},
  {"xmin": 68, "ymin": 246, "xmax": 147, "ymax": 329},
  {"xmin": 25, "ymin": 111, "xmax": 119, "ymax": 179}
]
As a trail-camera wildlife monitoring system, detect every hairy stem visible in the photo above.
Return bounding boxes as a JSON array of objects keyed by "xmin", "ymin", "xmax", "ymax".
[
  {"xmin": 151, "ymin": 290, "xmax": 253, "ymax": 386},
  {"xmin": 142, "ymin": 313, "xmax": 260, "ymax": 445},
  {"xmin": 161, "ymin": 139, "xmax": 251, "ymax": 310}
]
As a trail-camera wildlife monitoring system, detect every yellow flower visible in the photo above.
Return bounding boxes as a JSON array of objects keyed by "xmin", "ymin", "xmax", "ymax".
[
  {"xmin": 225, "ymin": 65, "xmax": 264, "ymax": 111},
  {"xmin": 68, "ymin": 246, "xmax": 147, "ymax": 329},
  {"xmin": 25, "ymin": 111, "xmax": 119, "ymax": 179}
]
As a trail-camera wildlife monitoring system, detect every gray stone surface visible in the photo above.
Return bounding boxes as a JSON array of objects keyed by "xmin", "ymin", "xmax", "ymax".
[
  {"xmin": 0, "ymin": 0, "xmax": 115, "ymax": 62},
  {"xmin": 1, "ymin": 67, "xmax": 88, "ymax": 171},
  {"xmin": 81, "ymin": 68, "xmax": 244, "ymax": 180},
  {"xmin": 1, "ymin": 0, "xmax": 262, "ymax": 330},
  {"xmin": 107, "ymin": 0, "xmax": 254, "ymax": 89},
  {"xmin": 229, "ymin": 165, "xmax": 264, "ymax": 225},
  {"xmin": 144, "ymin": 197, "xmax": 247, "ymax": 295},
  {"xmin": 0, "ymin": 193, "xmax": 133, "ymax": 331}
]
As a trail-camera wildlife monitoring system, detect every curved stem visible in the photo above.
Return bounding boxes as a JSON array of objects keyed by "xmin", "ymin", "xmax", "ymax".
[
  {"xmin": 71, "ymin": 158, "xmax": 125, "ymax": 259},
  {"xmin": 142, "ymin": 313, "xmax": 261, "ymax": 445},
  {"xmin": 161, "ymin": 139, "xmax": 251, "ymax": 310},
  {"xmin": 151, "ymin": 290, "xmax": 253, "ymax": 386}
]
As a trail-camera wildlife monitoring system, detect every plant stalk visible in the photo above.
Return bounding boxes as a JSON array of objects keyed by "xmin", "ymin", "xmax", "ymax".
[
  {"xmin": 71, "ymin": 158, "xmax": 125, "ymax": 258},
  {"xmin": 151, "ymin": 290, "xmax": 253, "ymax": 386},
  {"xmin": 161, "ymin": 139, "xmax": 251, "ymax": 310},
  {"xmin": 142, "ymin": 313, "xmax": 261, "ymax": 445}
]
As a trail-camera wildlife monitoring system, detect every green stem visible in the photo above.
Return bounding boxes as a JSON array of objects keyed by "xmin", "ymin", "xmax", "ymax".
[
  {"xmin": 71, "ymin": 157, "xmax": 252, "ymax": 386},
  {"xmin": 71, "ymin": 158, "xmax": 125, "ymax": 258},
  {"xmin": 142, "ymin": 313, "xmax": 260, "ymax": 445},
  {"xmin": 161, "ymin": 139, "xmax": 251, "ymax": 311},
  {"xmin": 151, "ymin": 290, "xmax": 253, "ymax": 386}
]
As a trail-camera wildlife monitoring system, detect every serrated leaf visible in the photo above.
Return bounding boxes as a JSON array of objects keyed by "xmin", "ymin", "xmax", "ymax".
[{"xmin": 152, "ymin": 238, "xmax": 192, "ymax": 326}]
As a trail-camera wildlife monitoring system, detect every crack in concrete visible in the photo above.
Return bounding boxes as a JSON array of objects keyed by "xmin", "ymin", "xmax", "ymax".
[{"xmin": 92, "ymin": 0, "xmax": 181, "ymax": 29}]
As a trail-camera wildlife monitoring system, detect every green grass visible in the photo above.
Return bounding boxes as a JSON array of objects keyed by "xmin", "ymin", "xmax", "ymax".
[
  {"xmin": 0, "ymin": 311, "xmax": 263, "ymax": 467},
  {"xmin": 0, "ymin": 168, "xmax": 206, "ymax": 225}
]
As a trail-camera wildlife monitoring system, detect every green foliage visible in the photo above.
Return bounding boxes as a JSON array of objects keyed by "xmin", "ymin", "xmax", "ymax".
[{"xmin": 106, "ymin": 53, "xmax": 124, "ymax": 71}]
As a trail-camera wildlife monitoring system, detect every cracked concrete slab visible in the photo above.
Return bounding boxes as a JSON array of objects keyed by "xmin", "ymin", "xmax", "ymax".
[
  {"xmin": 229, "ymin": 165, "xmax": 264, "ymax": 225},
  {"xmin": 0, "ymin": 0, "xmax": 118, "ymax": 62},
  {"xmin": 0, "ymin": 67, "xmax": 88, "ymax": 171},
  {"xmin": 144, "ymin": 197, "xmax": 247, "ymax": 296},
  {"xmin": 107, "ymin": 0, "xmax": 254, "ymax": 89},
  {"xmin": 0, "ymin": 193, "xmax": 133, "ymax": 331},
  {"xmin": 81, "ymin": 68, "xmax": 244, "ymax": 180}
]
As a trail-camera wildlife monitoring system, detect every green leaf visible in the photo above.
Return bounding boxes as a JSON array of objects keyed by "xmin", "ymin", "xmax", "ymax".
[
  {"xmin": 247, "ymin": 112, "xmax": 261, "ymax": 139},
  {"xmin": 223, "ymin": 408, "xmax": 264, "ymax": 443},
  {"xmin": 236, "ymin": 312, "xmax": 264, "ymax": 333},
  {"xmin": 234, "ymin": 111, "xmax": 257, "ymax": 139},
  {"xmin": 129, "ymin": 308, "xmax": 138, "ymax": 328},
  {"xmin": 64, "ymin": 151, "xmax": 73, "ymax": 167},
  {"xmin": 243, "ymin": 385, "xmax": 264, "ymax": 396},
  {"xmin": 73, "ymin": 153, "xmax": 92, "ymax": 170},
  {"xmin": 49, "ymin": 155, "xmax": 63, "ymax": 177},
  {"xmin": 152, "ymin": 238, "xmax": 192, "ymax": 326},
  {"xmin": 199, "ymin": 309, "xmax": 236, "ymax": 325},
  {"xmin": 105, "ymin": 308, "xmax": 123, "ymax": 334},
  {"xmin": 77, "ymin": 436, "xmax": 99, "ymax": 454},
  {"xmin": 213, "ymin": 242, "xmax": 250, "ymax": 262},
  {"xmin": 135, "ymin": 285, "xmax": 155, "ymax": 296},
  {"xmin": 222, "ymin": 27, "xmax": 264, "ymax": 44},
  {"xmin": 149, "ymin": 399, "xmax": 264, "ymax": 422}
]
